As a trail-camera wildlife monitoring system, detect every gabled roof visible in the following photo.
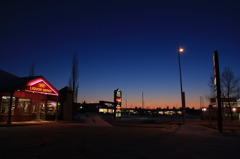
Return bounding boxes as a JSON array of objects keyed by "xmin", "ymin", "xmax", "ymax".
[
  {"xmin": 25, "ymin": 77, "xmax": 58, "ymax": 96},
  {"xmin": 59, "ymin": 86, "xmax": 73, "ymax": 92},
  {"xmin": 0, "ymin": 70, "xmax": 58, "ymax": 96},
  {"xmin": 0, "ymin": 74, "xmax": 40, "ymax": 92}
]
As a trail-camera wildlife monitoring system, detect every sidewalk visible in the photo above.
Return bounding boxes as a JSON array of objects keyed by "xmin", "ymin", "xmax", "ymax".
[
  {"xmin": 0, "ymin": 116, "xmax": 113, "ymax": 127},
  {"xmin": 187, "ymin": 120, "xmax": 240, "ymax": 134},
  {"xmin": 177, "ymin": 123, "xmax": 219, "ymax": 136},
  {"xmin": 0, "ymin": 120, "xmax": 57, "ymax": 127}
]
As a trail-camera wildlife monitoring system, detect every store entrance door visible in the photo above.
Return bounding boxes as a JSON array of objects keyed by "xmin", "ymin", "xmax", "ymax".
[
  {"xmin": 39, "ymin": 101, "xmax": 46, "ymax": 120},
  {"xmin": 32, "ymin": 100, "xmax": 46, "ymax": 120}
]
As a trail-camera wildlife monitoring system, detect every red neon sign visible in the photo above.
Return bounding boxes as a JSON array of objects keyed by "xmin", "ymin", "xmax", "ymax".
[{"xmin": 25, "ymin": 78, "xmax": 58, "ymax": 96}]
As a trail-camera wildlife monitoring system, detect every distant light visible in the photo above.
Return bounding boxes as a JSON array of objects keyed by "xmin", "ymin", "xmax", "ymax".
[
  {"xmin": 232, "ymin": 107, "xmax": 237, "ymax": 112},
  {"xmin": 179, "ymin": 47, "xmax": 184, "ymax": 53},
  {"xmin": 202, "ymin": 108, "xmax": 207, "ymax": 112}
]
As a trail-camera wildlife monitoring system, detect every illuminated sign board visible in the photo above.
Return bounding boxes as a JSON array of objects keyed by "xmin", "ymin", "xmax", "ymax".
[
  {"xmin": 116, "ymin": 97, "xmax": 121, "ymax": 103},
  {"xmin": 114, "ymin": 89, "xmax": 122, "ymax": 118},
  {"xmin": 25, "ymin": 78, "xmax": 58, "ymax": 96}
]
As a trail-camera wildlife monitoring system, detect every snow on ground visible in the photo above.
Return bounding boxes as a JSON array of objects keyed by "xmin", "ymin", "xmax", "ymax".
[
  {"xmin": 84, "ymin": 116, "xmax": 113, "ymax": 127},
  {"xmin": 176, "ymin": 124, "xmax": 219, "ymax": 136}
]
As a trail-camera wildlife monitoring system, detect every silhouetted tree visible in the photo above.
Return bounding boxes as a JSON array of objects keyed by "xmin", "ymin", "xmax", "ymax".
[
  {"xmin": 221, "ymin": 67, "xmax": 240, "ymax": 121},
  {"xmin": 209, "ymin": 67, "xmax": 240, "ymax": 121},
  {"xmin": 207, "ymin": 75, "xmax": 215, "ymax": 100},
  {"xmin": 69, "ymin": 53, "xmax": 79, "ymax": 103}
]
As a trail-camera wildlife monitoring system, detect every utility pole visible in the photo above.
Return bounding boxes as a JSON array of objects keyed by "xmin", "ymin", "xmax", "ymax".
[
  {"xmin": 213, "ymin": 50, "xmax": 223, "ymax": 132},
  {"xmin": 141, "ymin": 92, "xmax": 144, "ymax": 109}
]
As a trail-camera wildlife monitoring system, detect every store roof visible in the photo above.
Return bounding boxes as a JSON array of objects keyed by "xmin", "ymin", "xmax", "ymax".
[
  {"xmin": 0, "ymin": 70, "xmax": 58, "ymax": 96},
  {"xmin": 0, "ymin": 70, "xmax": 18, "ymax": 80}
]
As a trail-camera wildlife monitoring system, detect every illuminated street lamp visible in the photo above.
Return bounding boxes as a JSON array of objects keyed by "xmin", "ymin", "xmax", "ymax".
[
  {"xmin": 178, "ymin": 46, "xmax": 186, "ymax": 124},
  {"xmin": 179, "ymin": 47, "xmax": 184, "ymax": 52}
]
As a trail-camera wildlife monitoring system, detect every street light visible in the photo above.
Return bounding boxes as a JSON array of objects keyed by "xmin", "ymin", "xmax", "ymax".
[
  {"xmin": 178, "ymin": 46, "xmax": 186, "ymax": 124},
  {"xmin": 141, "ymin": 92, "xmax": 144, "ymax": 110},
  {"xmin": 232, "ymin": 107, "xmax": 236, "ymax": 112}
]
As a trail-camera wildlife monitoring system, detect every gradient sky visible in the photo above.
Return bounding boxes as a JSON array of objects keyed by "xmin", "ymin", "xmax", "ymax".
[{"xmin": 1, "ymin": 0, "xmax": 240, "ymax": 109}]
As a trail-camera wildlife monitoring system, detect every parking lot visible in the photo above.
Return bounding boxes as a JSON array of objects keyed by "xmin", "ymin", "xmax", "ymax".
[{"xmin": 1, "ymin": 117, "xmax": 240, "ymax": 159}]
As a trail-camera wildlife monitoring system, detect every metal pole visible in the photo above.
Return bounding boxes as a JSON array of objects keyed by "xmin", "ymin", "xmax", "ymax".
[
  {"xmin": 178, "ymin": 47, "xmax": 186, "ymax": 124},
  {"xmin": 178, "ymin": 48, "xmax": 183, "ymax": 93}
]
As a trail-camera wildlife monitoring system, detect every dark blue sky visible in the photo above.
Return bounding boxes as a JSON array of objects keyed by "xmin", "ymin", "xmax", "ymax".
[{"xmin": 1, "ymin": 0, "xmax": 240, "ymax": 108}]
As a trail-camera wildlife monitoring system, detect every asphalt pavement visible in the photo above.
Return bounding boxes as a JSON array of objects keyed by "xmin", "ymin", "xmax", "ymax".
[{"xmin": 1, "ymin": 117, "xmax": 240, "ymax": 159}]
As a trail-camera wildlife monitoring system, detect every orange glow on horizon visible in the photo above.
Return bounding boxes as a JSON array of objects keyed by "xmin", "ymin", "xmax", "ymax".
[
  {"xmin": 80, "ymin": 98, "xmax": 203, "ymax": 109},
  {"xmin": 79, "ymin": 92, "xmax": 205, "ymax": 110}
]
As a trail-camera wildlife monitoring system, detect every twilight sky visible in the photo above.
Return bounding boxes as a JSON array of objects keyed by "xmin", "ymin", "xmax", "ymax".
[{"xmin": 1, "ymin": 0, "xmax": 240, "ymax": 109}]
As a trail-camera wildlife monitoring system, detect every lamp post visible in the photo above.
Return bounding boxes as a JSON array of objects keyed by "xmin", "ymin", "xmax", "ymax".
[
  {"xmin": 141, "ymin": 92, "xmax": 144, "ymax": 110},
  {"xmin": 178, "ymin": 46, "xmax": 186, "ymax": 124}
]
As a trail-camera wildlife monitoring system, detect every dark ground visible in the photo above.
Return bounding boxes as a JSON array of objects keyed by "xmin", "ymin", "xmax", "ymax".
[{"xmin": 1, "ymin": 117, "xmax": 240, "ymax": 159}]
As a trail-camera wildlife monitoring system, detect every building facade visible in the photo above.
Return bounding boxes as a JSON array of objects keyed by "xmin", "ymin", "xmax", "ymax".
[{"xmin": 0, "ymin": 70, "xmax": 59, "ymax": 122}]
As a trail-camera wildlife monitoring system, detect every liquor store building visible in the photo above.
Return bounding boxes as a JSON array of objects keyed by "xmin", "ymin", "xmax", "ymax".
[{"xmin": 0, "ymin": 70, "xmax": 59, "ymax": 122}]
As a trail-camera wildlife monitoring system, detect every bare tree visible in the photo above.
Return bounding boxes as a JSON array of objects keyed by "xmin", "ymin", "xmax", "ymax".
[
  {"xmin": 29, "ymin": 62, "xmax": 35, "ymax": 77},
  {"xmin": 221, "ymin": 67, "xmax": 240, "ymax": 121},
  {"xmin": 69, "ymin": 53, "xmax": 79, "ymax": 103},
  {"xmin": 207, "ymin": 75, "xmax": 215, "ymax": 100},
  {"xmin": 208, "ymin": 67, "xmax": 240, "ymax": 121}
]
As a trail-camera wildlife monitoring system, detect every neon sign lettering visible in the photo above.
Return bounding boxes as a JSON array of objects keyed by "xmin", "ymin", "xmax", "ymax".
[{"xmin": 29, "ymin": 86, "xmax": 53, "ymax": 93}]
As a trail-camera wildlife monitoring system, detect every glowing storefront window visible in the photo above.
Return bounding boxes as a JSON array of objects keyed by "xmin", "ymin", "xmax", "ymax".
[
  {"xmin": 99, "ymin": 108, "xmax": 108, "ymax": 113},
  {"xmin": 18, "ymin": 98, "xmax": 30, "ymax": 114},
  {"xmin": 47, "ymin": 101, "xmax": 57, "ymax": 115},
  {"xmin": 99, "ymin": 108, "xmax": 114, "ymax": 114},
  {"xmin": 0, "ymin": 96, "xmax": 15, "ymax": 114},
  {"xmin": 108, "ymin": 109, "xmax": 114, "ymax": 113}
]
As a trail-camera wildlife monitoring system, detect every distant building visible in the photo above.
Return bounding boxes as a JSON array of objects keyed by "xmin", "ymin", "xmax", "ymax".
[
  {"xmin": 0, "ymin": 70, "xmax": 59, "ymax": 122},
  {"xmin": 74, "ymin": 100, "xmax": 192, "ymax": 117},
  {"xmin": 75, "ymin": 100, "xmax": 114, "ymax": 114},
  {"xmin": 210, "ymin": 98, "xmax": 239, "ymax": 107},
  {"xmin": 201, "ymin": 98, "xmax": 240, "ymax": 120},
  {"xmin": 98, "ymin": 101, "xmax": 114, "ymax": 114}
]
